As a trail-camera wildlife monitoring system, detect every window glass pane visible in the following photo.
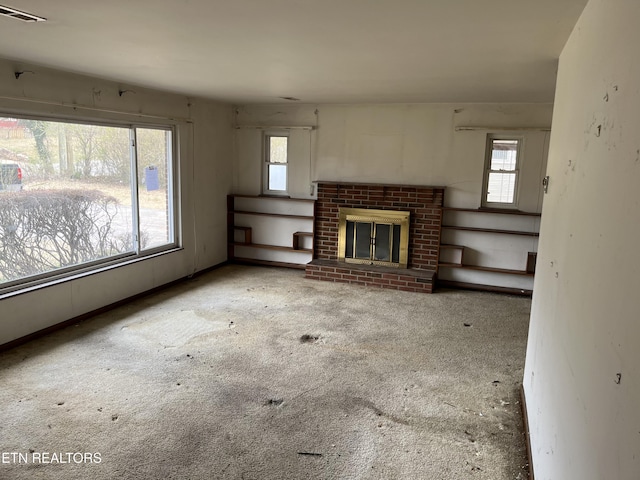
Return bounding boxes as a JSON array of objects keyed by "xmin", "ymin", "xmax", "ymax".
[
  {"xmin": 487, "ymin": 172, "xmax": 517, "ymax": 203},
  {"xmin": 354, "ymin": 222, "xmax": 371, "ymax": 259},
  {"xmin": 136, "ymin": 128, "xmax": 173, "ymax": 250},
  {"xmin": 269, "ymin": 136, "xmax": 287, "ymax": 163},
  {"xmin": 268, "ymin": 164, "xmax": 287, "ymax": 191},
  {"xmin": 374, "ymin": 223, "xmax": 391, "ymax": 261},
  {"xmin": 0, "ymin": 117, "xmax": 133, "ymax": 285},
  {"xmin": 345, "ymin": 221, "xmax": 354, "ymax": 258},
  {"xmin": 490, "ymin": 140, "xmax": 518, "ymax": 171},
  {"xmin": 392, "ymin": 224, "xmax": 401, "ymax": 263}
]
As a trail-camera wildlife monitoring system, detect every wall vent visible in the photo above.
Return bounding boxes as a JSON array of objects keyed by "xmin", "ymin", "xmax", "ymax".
[{"xmin": 0, "ymin": 5, "xmax": 46, "ymax": 22}]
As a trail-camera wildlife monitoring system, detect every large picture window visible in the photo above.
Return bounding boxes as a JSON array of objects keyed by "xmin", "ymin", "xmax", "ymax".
[{"xmin": 0, "ymin": 115, "xmax": 177, "ymax": 293}]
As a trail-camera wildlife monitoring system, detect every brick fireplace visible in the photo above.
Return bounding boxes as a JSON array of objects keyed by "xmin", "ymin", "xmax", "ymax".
[{"xmin": 305, "ymin": 182, "xmax": 445, "ymax": 293}]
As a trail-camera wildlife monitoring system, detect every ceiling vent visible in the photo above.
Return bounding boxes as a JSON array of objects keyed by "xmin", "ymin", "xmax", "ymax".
[{"xmin": 0, "ymin": 5, "xmax": 46, "ymax": 22}]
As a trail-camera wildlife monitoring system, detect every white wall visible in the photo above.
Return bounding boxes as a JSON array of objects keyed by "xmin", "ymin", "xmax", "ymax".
[
  {"xmin": 234, "ymin": 103, "xmax": 551, "ymax": 208},
  {"xmin": 235, "ymin": 103, "xmax": 551, "ymax": 287},
  {"xmin": 234, "ymin": 105, "xmax": 316, "ymax": 198},
  {"xmin": 524, "ymin": 1, "xmax": 640, "ymax": 478},
  {"xmin": 0, "ymin": 59, "xmax": 233, "ymax": 345}
]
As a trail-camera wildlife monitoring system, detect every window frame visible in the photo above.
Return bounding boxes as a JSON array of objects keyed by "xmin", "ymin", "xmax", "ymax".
[
  {"xmin": 481, "ymin": 135, "xmax": 522, "ymax": 209},
  {"xmin": 132, "ymin": 125, "xmax": 178, "ymax": 253},
  {"xmin": 0, "ymin": 111, "xmax": 180, "ymax": 297},
  {"xmin": 262, "ymin": 131, "xmax": 289, "ymax": 196}
]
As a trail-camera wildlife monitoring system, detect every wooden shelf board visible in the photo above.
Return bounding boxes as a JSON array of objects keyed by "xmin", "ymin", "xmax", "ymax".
[
  {"xmin": 229, "ymin": 194, "xmax": 315, "ymax": 203},
  {"xmin": 292, "ymin": 232, "xmax": 314, "ymax": 250},
  {"xmin": 437, "ymin": 279, "xmax": 533, "ymax": 296},
  {"xmin": 231, "ymin": 242, "xmax": 313, "ymax": 253},
  {"xmin": 438, "ymin": 262, "xmax": 534, "ymax": 276},
  {"xmin": 442, "ymin": 225, "xmax": 539, "ymax": 237},
  {"xmin": 443, "ymin": 207, "xmax": 541, "ymax": 217},
  {"xmin": 233, "ymin": 210, "xmax": 314, "ymax": 220},
  {"xmin": 440, "ymin": 244, "xmax": 465, "ymax": 250},
  {"xmin": 232, "ymin": 258, "xmax": 307, "ymax": 270}
]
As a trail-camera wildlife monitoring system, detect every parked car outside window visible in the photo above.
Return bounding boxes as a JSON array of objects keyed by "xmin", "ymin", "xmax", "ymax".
[{"xmin": 0, "ymin": 161, "xmax": 23, "ymax": 192}]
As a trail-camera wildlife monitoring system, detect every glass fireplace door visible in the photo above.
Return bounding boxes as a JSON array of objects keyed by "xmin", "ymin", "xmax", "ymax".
[
  {"xmin": 344, "ymin": 221, "xmax": 401, "ymax": 265},
  {"xmin": 338, "ymin": 208, "xmax": 410, "ymax": 268}
]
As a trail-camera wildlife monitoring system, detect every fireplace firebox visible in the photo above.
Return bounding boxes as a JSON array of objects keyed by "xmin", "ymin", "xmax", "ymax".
[{"xmin": 338, "ymin": 208, "xmax": 410, "ymax": 268}]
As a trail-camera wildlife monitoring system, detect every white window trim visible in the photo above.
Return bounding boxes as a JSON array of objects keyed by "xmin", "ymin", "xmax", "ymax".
[
  {"xmin": 481, "ymin": 135, "xmax": 522, "ymax": 209},
  {"xmin": 262, "ymin": 131, "xmax": 289, "ymax": 196}
]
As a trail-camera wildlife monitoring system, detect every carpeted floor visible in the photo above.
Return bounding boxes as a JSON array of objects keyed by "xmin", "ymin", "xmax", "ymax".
[{"xmin": 0, "ymin": 264, "xmax": 530, "ymax": 479}]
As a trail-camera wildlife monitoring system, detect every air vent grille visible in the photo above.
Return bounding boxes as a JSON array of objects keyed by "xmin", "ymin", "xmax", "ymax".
[{"xmin": 0, "ymin": 5, "xmax": 46, "ymax": 22}]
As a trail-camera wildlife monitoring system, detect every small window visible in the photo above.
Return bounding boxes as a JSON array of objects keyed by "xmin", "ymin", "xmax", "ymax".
[
  {"xmin": 482, "ymin": 137, "xmax": 521, "ymax": 207},
  {"xmin": 263, "ymin": 134, "xmax": 288, "ymax": 194}
]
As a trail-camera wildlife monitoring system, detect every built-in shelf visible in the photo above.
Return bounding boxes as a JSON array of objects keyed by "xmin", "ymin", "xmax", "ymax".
[
  {"xmin": 228, "ymin": 195, "xmax": 315, "ymax": 269},
  {"xmin": 441, "ymin": 225, "xmax": 539, "ymax": 237},
  {"xmin": 230, "ymin": 194, "xmax": 316, "ymax": 203},
  {"xmin": 438, "ymin": 206, "xmax": 540, "ymax": 294},
  {"xmin": 438, "ymin": 279, "xmax": 533, "ymax": 296},
  {"xmin": 234, "ymin": 226, "xmax": 252, "ymax": 244},
  {"xmin": 440, "ymin": 244, "xmax": 466, "ymax": 250},
  {"xmin": 233, "ymin": 210, "xmax": 314, "ymax": 220},
  {"xmin": 293, "ymin": 232, "xmax": 313, "ymax": 250},
  {"xmin": 442, "ymin": 207, "xmax": 541, "ymax": 217},
  {"xmin": 233, "ymin": 257, "xmax": 307, "ymax": 270},
  {"xmin": 439, "ymin": 244, "xmax": 465, "ymax": 266},
  {"xmin": 232, "ymin": 242, "xmax": 313, "ymax": 253},
  {"xmin": 438, "ymin": 262, "xmax": 534, "ymax": 276}
]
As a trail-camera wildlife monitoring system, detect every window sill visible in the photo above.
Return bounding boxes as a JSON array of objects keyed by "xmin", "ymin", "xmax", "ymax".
[
  {"xmin": 262, "ymin": 191, "xmax": 290, "ymax": 197},
  {"xmin": 0, "ymin": 246, "xmax": 183, "ymax": 301}
]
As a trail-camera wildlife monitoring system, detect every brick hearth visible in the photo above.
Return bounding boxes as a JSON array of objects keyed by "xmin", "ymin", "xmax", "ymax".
[{"xmin": 305, "ymin": 182, "xmax": 444, "ymax": 293}]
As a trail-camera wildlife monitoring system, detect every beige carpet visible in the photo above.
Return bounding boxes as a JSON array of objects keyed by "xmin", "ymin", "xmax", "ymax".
[{"xmin": 0, "ymin": 264, "xmax": 530, "ymax": 479}]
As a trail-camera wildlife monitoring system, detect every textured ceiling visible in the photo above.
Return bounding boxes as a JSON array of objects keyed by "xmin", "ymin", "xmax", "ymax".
[{"xmin": 0, "ymin": 0, "xmax": 587, "ymax": 104}]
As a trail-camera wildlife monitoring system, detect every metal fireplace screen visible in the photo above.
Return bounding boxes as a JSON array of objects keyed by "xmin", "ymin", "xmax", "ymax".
[{"xmin": 337, "ymin": 208, "xmax": 410, "ymax": 268}]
